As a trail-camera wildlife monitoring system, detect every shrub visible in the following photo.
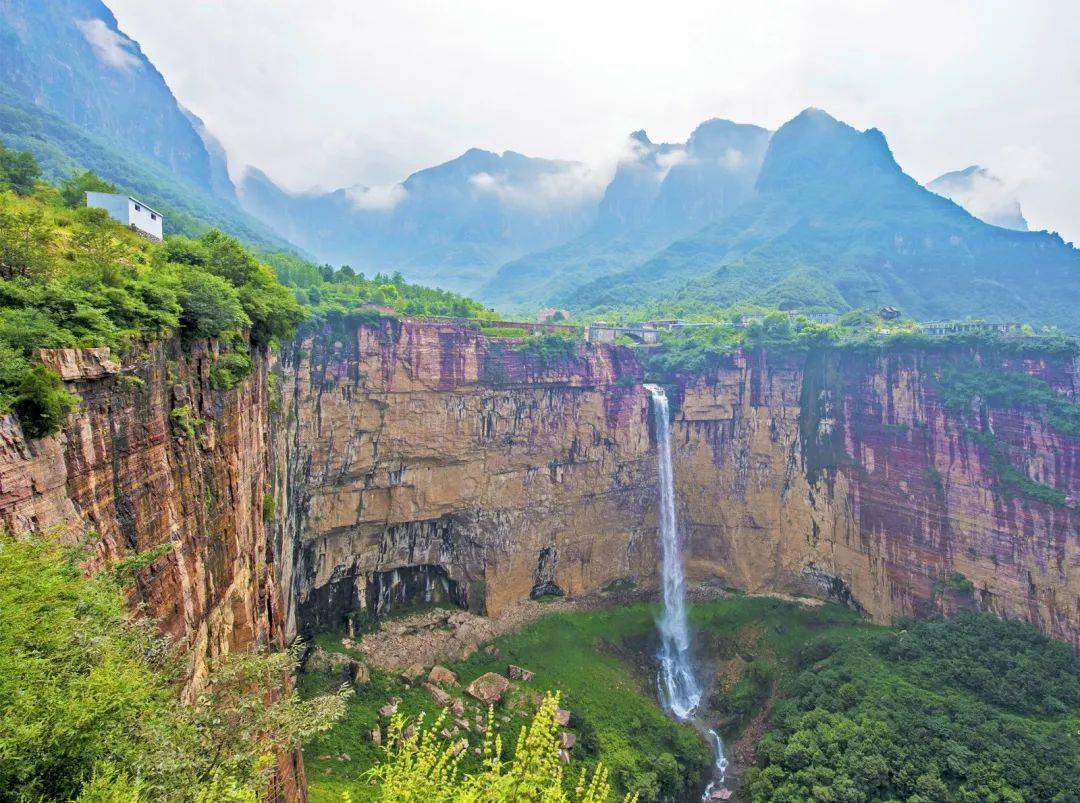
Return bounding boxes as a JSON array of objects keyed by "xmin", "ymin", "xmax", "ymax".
[
  {"xmin": 13, "ymin": 365, "xmax": 79, "ymax": 439},
  {"xmin": 59, "ymin": 170, "xmax": 118, "ymax": 208},
  {"xmin": 0, "ymin": 143, "xmax": 41, "ymax": 195},
  {"xmin": 175, "ymin": 271, "xmax": 249, "ymax": 340},
  {"xmin": 210, "ymin": 350, "xmax": 253, "ymax": 390},
  {"xmin": 513, "ymin": 331, "xmax": 580, "ymax": 369},
  {"xmin": 364, "ymin": 691, "xmax": 633, "ymax": 802},
  {"xmin": 0, "ymin": 530, "xmax": 348, "ymax": 801}
]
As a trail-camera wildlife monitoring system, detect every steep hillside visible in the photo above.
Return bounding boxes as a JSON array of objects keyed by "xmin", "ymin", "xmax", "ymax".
[
  {"xmin": 480, "ymin": 119, "xmax": 771, "ymax": 309},
  {"xmin": 239, "ymin": 149, "xmax": 599, "ymax": 294},
  {"xmin": 0, "ymin": 1, "xmax": 295, "ymax": 250},
  {"xmin": 570, "ymin": 110, "xmax": 1080, "ymax": 330},
  {"xmin": 0, "ymin": 0, "xmax": 215, "ymax": 192}
]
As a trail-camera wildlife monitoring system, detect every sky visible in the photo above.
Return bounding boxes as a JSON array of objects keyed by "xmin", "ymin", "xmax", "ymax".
[{"xmin": 106, "ymin": 0, "xmax": 1080, "ymax": 241}]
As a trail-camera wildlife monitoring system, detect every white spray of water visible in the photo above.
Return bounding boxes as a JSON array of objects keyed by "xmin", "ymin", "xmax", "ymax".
[{"xmin": 645, "ymin": 384, "xmax": 728, "ymax": 796}]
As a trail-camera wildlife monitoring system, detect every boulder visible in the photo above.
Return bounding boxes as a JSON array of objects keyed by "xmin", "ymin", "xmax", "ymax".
[
  {"xmin": 558, "ymin": 749, "xmax": 570, "ymax": 764},
  {"xmin": 378, "ymin": 700, "xmax": 398, "ymax": 718},
  {"xmin": 466, "ymin": 672, "xmax": 510, "ymax": 704},
  {"xmin": 424, "ymin": 682, "xmax": 452, "ymax": 707},
  {"xmin": 306, "ymin": 647, "xmax": 369, "ymax": 685},
  {"xmin": 508, "ymin": 664, "xmax": 534, "ymax": 681},
  {"xmin": 559, "ymin": 732, "xmax": 576, "ymax": 750},
  {"xmin": 400, "ymin": 663, "xmax": 426, "ymax": 684},
  {"xmin": 370, "ymin": 727, "xmax": 381, "ymax": 746},
  {"xmin": 428, "ymin": 665, "xmax": 458, "ymax": 687},
  {"xmin": 555, "ymin": 708, "xmax": 571, "ymax": 726},
  {"xmin": 451, "ymin": 698, "xmax": 465, "ymax": 716}
]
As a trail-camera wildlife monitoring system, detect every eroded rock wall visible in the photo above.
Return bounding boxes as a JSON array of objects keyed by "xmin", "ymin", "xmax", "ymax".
[
  {"xmin": 277, "ymin": 323, "xmax": 1078, "ymax": 647},
  {"xmin": 274, "ymin": 319, "xmax": 656, "ymax": 637},
  {"xmin": 671, "ymin": 348, "xmax": 1080, "ymax": 647},
  {"xmin": 0, "ymin": 339, "xmax": 285, "ymax": 689}
]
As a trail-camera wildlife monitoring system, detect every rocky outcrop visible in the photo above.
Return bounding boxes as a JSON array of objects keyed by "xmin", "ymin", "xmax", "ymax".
[{"xmin": 274, "ymin": 319, "xmax": 656, "ymax": 637}]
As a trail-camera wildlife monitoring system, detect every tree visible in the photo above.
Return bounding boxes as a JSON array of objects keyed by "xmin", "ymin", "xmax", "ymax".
[
  {"xmin": 0, "ymin": 197, "xmax": 53, "ymax": 279},
  {"xmin": 0, "ymin": 530, "xmax": 347, "ymax": 801},
  {"xmin": 0, "ymin": 144, "xmax": 41, "ymax": 195},
  {"xmin": 59, "ymin": 170, "xmax": 118, "ymax": 208}
]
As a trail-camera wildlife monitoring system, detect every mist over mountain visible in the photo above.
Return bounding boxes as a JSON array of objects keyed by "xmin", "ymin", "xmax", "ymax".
[
  {"xmin": 0, "ymin": 0, "xmax": 293, "ymax": 249},
  {"xmin": 927, "ymin": 165, "xmax": 1028, "ymax": 231},
  {"xmin": 479, "ymin": 119, "xmax": 771, "ymax": 309},
  {"xmin": 0, "ymin": 0, "xmax": 216, "ymax": 192},
  {"xmin": 238, "ymin": 149, "xmax": 600, "ymax": 293},
  {"xmin": 569, "ymin": 109, "xmax": 1079, "ymax": 330}
]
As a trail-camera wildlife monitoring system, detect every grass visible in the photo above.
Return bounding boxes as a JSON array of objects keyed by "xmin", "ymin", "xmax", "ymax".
[
  {"xmin": 299, "ymin": 597, "xmax": 1079, "ymax": 801},
  {"xmin": 299, "ymin": 596, "xmax": 874, "ymax": 802}
]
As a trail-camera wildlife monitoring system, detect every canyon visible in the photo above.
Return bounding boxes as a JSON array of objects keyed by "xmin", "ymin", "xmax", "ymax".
[{"xmin": 0, "ymin": 319, "xmax": 1076, "ymax": 795}]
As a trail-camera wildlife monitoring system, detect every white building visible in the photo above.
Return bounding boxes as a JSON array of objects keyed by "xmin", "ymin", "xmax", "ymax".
[{"xmin": 85, "ymin": 192, "xmax": 163, "ymax": 241}]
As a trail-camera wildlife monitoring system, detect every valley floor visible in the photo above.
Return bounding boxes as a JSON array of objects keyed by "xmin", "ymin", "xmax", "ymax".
[{"xmin": 299, "ymin": 594, "xmax": 1079, "ymax": 802}]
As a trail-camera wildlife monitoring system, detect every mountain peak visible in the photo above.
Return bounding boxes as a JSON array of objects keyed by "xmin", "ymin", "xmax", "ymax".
[{"xmin": 756, "ymin": 108, "xmax": 899, "ymax": 192}]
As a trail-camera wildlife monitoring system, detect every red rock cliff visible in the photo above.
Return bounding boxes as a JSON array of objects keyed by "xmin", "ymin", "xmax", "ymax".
[
  {"xmin": 0, "ymin": 338, "xmax": 304, "ymax": 797},
  {"xmin": 276, "ymin": 322, "xmax": 1078, "ymax": 647}
]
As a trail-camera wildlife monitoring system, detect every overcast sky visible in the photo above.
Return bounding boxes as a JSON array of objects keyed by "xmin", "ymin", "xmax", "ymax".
[{"xmin": 107, "ymin": 0, "xmax": 1080, "ymax": 241}]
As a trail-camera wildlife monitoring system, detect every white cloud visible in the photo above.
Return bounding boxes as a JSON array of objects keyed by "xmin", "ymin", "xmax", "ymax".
[
  {"xmin": 76, "ymin": 19, "xmax": 140, "ymax": 71},
  {"xmin": 721, "ymin": 148, "xmax": 745, "ymax": 170},
  {"xmin": 345, "ymin": 183, "xmax": 408, "ymax": 211},
  {"xmin": 105, "ymin": 0, "xmax": 1080, "ymax": 241},
  {"xmin": 468, "ymin": 163, "xmax": 608, "ymax": 212}
]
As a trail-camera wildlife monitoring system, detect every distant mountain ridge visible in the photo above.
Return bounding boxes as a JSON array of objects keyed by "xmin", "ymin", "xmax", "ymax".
[
  {"xmin": 479, "ymin": 119, "xmax": 771, "ymax": 309},
  {"xmin": 238, "ymin": 148, "xmax": 600, "ymax": 294},
  {"xmin": 568, "ymin": 109, "xmax": 1079, "ymax": 331}
]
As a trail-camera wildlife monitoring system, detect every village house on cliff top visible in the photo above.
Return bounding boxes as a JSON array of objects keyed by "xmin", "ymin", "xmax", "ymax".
[{"xmin": 85, "ymin": 191, "xmax": 164, "ymax": 241}]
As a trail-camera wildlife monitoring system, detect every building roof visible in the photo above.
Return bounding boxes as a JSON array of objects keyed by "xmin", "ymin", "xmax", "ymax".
[
  {"xmin": 86, "ymin": 191, "xmax": 162, "ymax": 218},
  {"xmin": 125, "ymin": 196, "xmax": 162, "ymax": 217}
]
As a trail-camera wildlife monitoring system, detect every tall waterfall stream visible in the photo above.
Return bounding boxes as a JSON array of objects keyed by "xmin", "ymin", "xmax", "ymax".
[{"xmin": 645, "ymin": 384, "xmax": 729, "ymax": 800}]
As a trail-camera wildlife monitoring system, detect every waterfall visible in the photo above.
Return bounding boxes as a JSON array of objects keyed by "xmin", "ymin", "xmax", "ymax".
[{"xmin": 645, "ymin": 384, "xmax": 728, "ymax": 797}]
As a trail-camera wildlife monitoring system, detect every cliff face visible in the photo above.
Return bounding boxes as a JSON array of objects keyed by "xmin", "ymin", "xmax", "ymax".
[
  {"xmin": 0, "ymin": 339, "xmax": 283, "ymax": 674},
  {"xmin": 1, "ymin": 322, "xmax": 1076, "ymax": 722},
  {"xmin": 276, "ymin": 322, "xmax": 1078, "ymax": 647},
  {"xmin": 274, "ymin": 319, "xmax": 656, "ymax": 637},
  {"xmin": 671, "ymin": 349, "xmax": 1079, "ymax": 646}
]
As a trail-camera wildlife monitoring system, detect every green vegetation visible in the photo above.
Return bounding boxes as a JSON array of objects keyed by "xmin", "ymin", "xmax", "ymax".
[
  {"xmin": 58, "ymin": 170, "xmax": 116, "ymax": 208},
  {"xmin": 745, "ymin": 612, "xmax": 1079, "ymax": 802},
  {"xmin": 512, "ymin": 331, "xmax": 581, "ymax": 369},
  {"xmin": 301, "ymin": 604, "xmax": 713, "ymax": 803},
  {"xmin": 936, "ymin": 366, "xmax": 1080, "ymax": 437},
  {"xmin": 304, "ymin": 597, "xmax": 1079, "ymax": 803},
  {"xmin": 269, "ymin": 254, "xmax": 492, "ymax": 332},
  {"xmin": 0, "ymin": 170, "xmax": 304, "ymax": 436},
  {"xmin": 366, "ymin": 691, "xmax": 631, "ymax": 802},
  {"xmin": 0, "ymin": 142, "xmax": 41, "ymax": 196},
  {"xmin": 0, "ymin": 529, "xmax": 347, "ymax": 801},
  {"xmin": 966, "ymin": 430, "xmax": 1068, "ymax": 507},
  {"xmin": 645, "ymin": 308, "xmax": 1077, "ymax": 380}
]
